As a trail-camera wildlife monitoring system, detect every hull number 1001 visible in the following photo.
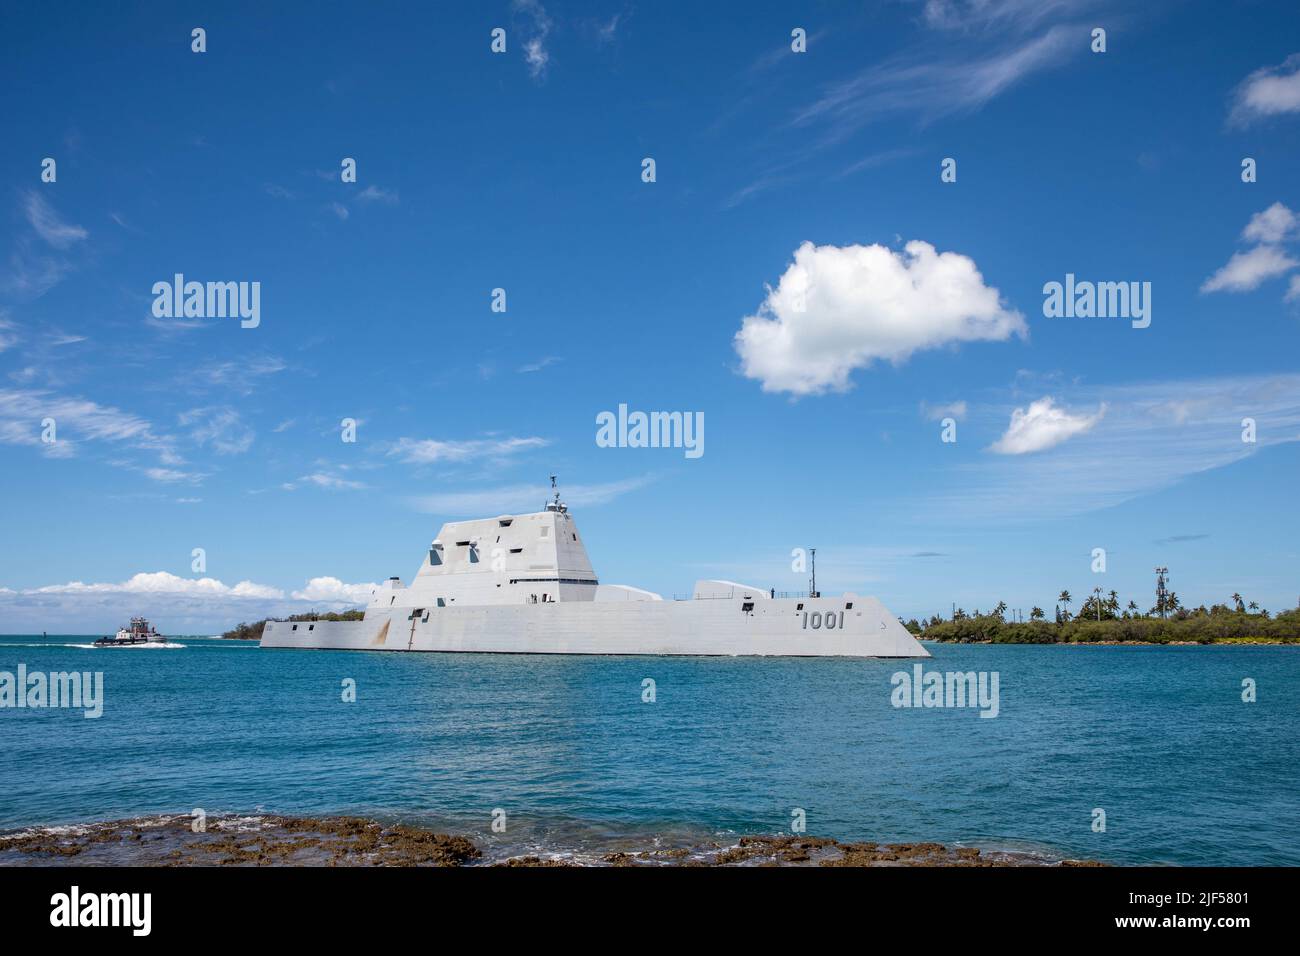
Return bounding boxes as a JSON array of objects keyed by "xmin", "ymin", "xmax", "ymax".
[{"xmin": 801, "ymin": 611, "xmax": 844, "ymax": 630}]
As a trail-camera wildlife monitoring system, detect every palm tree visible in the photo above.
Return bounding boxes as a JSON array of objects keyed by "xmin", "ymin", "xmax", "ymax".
[
  {"xmin": 1058, "ymin": 590, "xmax": 1072, "ymax": 620},
  {"xmin": 1231, "ymin": 592, "xmax": 1245, "ymax": 613},
  {"xmin": 1030, "ymin": 606, "xmax": 1044, "ymax": 621},
  {"xmin": 1249, "ymin": 601, "xmax": 1260, "ymax": 612},
  {"xmin": 993, "ymin": 601, "xmax": 1007, "ymax": 620},
  {"xmin": 1127, "ymin": 600, "xmax": 1139, "ymax": 617}
]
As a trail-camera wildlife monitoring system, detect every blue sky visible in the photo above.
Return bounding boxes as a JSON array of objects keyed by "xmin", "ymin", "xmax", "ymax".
[{"xmin": 2, "ymin": 0, "xmax": 1299, "ymax": 632}]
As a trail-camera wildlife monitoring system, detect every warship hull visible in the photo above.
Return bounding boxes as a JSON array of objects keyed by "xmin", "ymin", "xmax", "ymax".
[
  {"xmin": 262, "ymin": 594, "xmax": 928, "ymax": 658},
  {"xmin": 260, "ymin": 492, "xmax": 930, "ymax": 658}
]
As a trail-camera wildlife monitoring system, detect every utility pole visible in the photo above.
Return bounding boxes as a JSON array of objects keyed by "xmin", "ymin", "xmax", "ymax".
[
  {"xmin": 1093, "ymin": 586, "xmax": 1102, "ymax": 621},
  {"xmin": 1155, "ymin": 567, "xmax": 1169, "ymax": 619}
]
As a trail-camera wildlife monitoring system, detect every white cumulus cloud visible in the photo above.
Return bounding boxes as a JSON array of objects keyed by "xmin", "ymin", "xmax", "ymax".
[
  {"xmin": 29, "ymin": 571, "xmax": 284, "ymax": 599},
  {"xmin": 1201, "ymin": 244, "xmax": 1299, "ymax": 293},
  {"xmin": 734, "ymin": 240, "xmax": 1025, "ymax": 396},
  {"xmin": 1229, "ymin": 53, "xmax": 1300, "ymax": 126},
  {"xmin": 291, "ymin": 576, "xmax": 381, "ymax": 604},
  {"xmin": 1242, "ymin": 202, "xmax": 1298, "ymax": 244},
  {"xmin": 988, "ymin": 396, "xmax": 1105, "ymax": 455}
]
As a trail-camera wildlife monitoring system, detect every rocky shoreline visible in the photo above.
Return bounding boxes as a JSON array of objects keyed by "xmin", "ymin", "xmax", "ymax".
[{"xmin": 0, "ymin": 814, "xmax": 1103, "ymax": 867}]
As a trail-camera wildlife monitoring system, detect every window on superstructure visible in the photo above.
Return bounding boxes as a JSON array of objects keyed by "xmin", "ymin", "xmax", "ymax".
[{"xmin": 540, "ymin": 526, "xmax": 549, "ymax": 538}]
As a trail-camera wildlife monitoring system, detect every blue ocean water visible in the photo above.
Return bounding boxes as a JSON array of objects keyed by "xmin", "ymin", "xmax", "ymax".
[{"xmin": 1, "ymin": 636, "xmax": 1296, "ymax": 865}]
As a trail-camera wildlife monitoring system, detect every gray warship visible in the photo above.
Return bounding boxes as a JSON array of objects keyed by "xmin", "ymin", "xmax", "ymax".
[{"xmin": 261, "ymin": 481, "xmax": 928, "ymax": 658}]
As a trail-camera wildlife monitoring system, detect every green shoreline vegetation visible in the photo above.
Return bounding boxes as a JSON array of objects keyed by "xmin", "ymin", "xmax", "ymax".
[
  {"xmin": 904, "ymin": 591, "xmax": 1300, "ymax": 644},
  {"xmin": 222, "ymin": 610, "xmax": 363, "ymax": 641}
]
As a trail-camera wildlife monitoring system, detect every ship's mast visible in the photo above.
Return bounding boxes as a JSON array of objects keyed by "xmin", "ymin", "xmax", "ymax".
[
  {"xmin": 546, "ymin": 474, "xmax": 567, "ymax": 514},
  {"xmin": 809, "ymin": 547, "xmax": 818, "ymax": 598}
]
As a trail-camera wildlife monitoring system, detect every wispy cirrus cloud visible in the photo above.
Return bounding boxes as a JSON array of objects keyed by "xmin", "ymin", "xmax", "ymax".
[
  {"xmin": 179, "ymin": 406, "xmax": 255, "ymax": 455},
  {"xmin": 916, "ymin": 0, "xmax": 1101, "ymax": 33},
  {"xmin": 282, "ymin": 472, "xmax": 367, "ymax": 492},
  {"xmin": 354, "ymin": 185, "xmax": 399, "ymax": 205},
  {"xmin": 920, "ymin": 400, "xmax": 968, "ymax": 422},
  {"xmin": 793, "ymin": 25, "xmax": 1077, "ymax": 142},
  {"xmin": 387, "ymin": 435, "xmax": 549, "ymax": 465},
  {"xmin": 190, "ymin": 355, "xmax": 287, "ymax": 393},
  {"xmin": 517, "ymin": 356, "xmax": 561, "ymax": 373},
  {"xmin": 512, "ymin": 0, "xmax": 553, "ymax": 80},
  {"xmin": 409, "ymin": 475, "xmax": 654, "ymax": 516},
  {"xmin": 0, "ymin": 314, "xmax": 17, "ymax": 353},
  {"xmin": 1153, "ymin": 533, "xmax": 1210, "ymax": 545},
  {"xmin": 0, "ymin": 387, "xmax": 161, "ymax": 453},
  {"xmin": 141, "ymin": 466, "xmax": 204, "ymax": 484},
  {"xmin": 22, "ymin": 191, "xmax": 88, "ymax": 248},
  {"xmin": 4, "ymin": 192, "xmax": 90, "ymax": 299}
]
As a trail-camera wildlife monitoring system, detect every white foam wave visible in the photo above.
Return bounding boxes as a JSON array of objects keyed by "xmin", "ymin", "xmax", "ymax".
[{"xmin": 85, "ymin": 641, "xmax": 186, "ymax": 649}]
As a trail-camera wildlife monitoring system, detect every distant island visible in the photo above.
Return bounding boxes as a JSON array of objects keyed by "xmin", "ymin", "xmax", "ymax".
[
  {"xmin": 222, "ymin": 610, "xmax": 364, "ymax": 641},
  {"xmin": 904, "ymin": 591, "xmax": 1300, "ymax": 644}
]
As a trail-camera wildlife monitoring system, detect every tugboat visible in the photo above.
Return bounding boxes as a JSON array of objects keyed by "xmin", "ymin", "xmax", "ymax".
[{"xmin": 94, "ymin": 617, "xmax": 168, "ymax": 647}]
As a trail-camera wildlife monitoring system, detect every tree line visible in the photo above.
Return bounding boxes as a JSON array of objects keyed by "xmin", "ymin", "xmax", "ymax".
[
  {"xmin": 904, "ymin": 592, "xmax": 1300, "ymax": 644},
  {"xmin": 221, "ymin": 609, "xmax": 364, "ymax": 640}
]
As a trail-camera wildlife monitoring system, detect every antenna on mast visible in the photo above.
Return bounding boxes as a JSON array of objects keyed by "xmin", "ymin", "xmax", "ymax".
[
  {"xmin": 546, "ymin": 474, "xmax": 566, "ymax": 514},
  {"xmin": 809, "ymin": 547, "xmax": 818, "ymax": 598}
]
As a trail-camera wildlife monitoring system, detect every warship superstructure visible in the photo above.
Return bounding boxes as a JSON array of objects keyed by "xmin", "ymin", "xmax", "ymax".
[{"xmin": 261, "ymin": 482, "xmax": 928, "ymax": 658}]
